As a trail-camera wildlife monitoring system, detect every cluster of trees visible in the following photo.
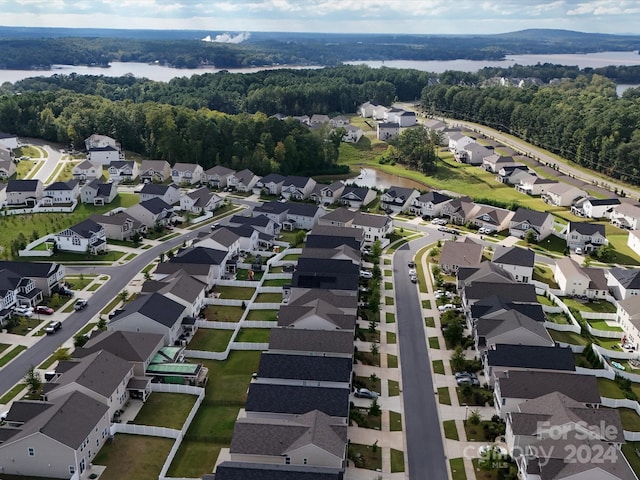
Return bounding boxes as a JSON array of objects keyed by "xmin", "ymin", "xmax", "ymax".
[
  {"xmin": 0, "ymin": 91, "xmax": 346, "ymax": 175},
  {"xmin": 422, "ymin": 74, "xmax": 640, "ymax": 185},
  {"xmin": 5, "ymin": 65, "xmax": 434, "ymax": 115},
  {"xmin": 380, "ymin": 128, "xmax": 440, "ymax": 174}
]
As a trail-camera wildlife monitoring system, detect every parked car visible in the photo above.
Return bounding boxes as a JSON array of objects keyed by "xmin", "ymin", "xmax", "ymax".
[
  {"xmin": 354, "ymin": 388, "xmax": 379, "ymax": 399},
  {"xmin": 13, "ymin": 306, "xmax": 34, "ymax": 317},
  {"xmin": 74, "ymin": 299, "xmax": 88, "ymax": 311},
  {"xmin": 44, "ymin": 321, "xmax": 62, "ymax": 334},
  {"xmin": 455, "ymin": 371, "xmax": 477, "ymax": 379},
  {"xmin": 408, "ymin": 269, "xmax": 416, "ymax": 276},
  {"xmin": 408, "ymin": 261, "xmax": 415, "ymax": 268},
  {"xmin": 456, "ymin": 376, "xmax": 480, "ymax": 387},
  {"xmin": 359, "ymin": 270, "xmax": 373, "ymax": 279},
  {"xmin": 438, "ymin": 303, "xmax": 455, "ymax": 312},
  {"xmin": 575, "ymin": 247, "xmax": 583, "ymax": 255},
  {"xmin": 410, "ymin": 274, "xmax": 417, "ymax": 283},
  {"xmin": 35, "ymin": 305, "xmax": 54, "ymax": 315},
  {"xmin": 165, "ymin": 224, "xmax": 174, "ymax": 230},
  {"xmin": 57, "ymin": 287, "xmax": 74, "ymax": 297}
]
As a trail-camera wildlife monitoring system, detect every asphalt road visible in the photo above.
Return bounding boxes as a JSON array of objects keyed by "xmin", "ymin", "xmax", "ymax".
[
  {"xmin": 20, "ymin": 137, "xmax": 64, "ymax": 184},
  {"xmin": 393, "ymin": 233, "xmax": 448, "ymax": 480}
]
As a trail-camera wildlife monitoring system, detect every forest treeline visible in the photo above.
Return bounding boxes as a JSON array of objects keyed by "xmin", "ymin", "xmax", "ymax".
[
  {"xmin": 2, "ymin": 29, "xmax": 638, "ymax": 70},
  {"xmin": 421, "ymin": 75, "xmax": 640, "ymax": 184},
  {"xmin": 0, "ymin": 91, "xmax": 346, "ymax": 176}
]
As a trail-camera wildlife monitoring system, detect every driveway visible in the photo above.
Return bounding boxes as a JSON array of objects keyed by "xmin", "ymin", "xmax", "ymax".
[
  {"xmin": 20, "ymin": 137, "xmax": 65, "ymax": 184},
  {"xmin": 393, "ymin": 234, "xmax": 448, "ymax": 480}
]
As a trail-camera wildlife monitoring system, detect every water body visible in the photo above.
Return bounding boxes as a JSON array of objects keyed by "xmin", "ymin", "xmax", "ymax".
[
  {"xmin": 346, "ymin": 167, "xmax": 426, "ymax": 191},
  {"xmin": 1, "ymin": 51, "xmax": 640, "ymax": 85}
]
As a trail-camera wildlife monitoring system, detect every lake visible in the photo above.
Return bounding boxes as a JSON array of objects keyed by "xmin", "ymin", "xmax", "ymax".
[
  {"xmin": 346, "ymin": 167, "xmax": 426, "ymax": 191},
  {"xmin": 1, "ymin": 50, "xmax": 640, "ymax": 85}
]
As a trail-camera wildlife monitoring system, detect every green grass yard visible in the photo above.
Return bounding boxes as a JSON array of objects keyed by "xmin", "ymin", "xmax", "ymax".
[
  {"xmin": 254, "ymin": 292, "xmax": 282, "ymax": 303},
  {"xmin": 428, "ymin": 336, "xmax": 440, "ymax": 349},
  {"xmin": 387, "ymin": 353, "xmax": 398, "ymax": 368},
  {"xmin": 245, "ymin": 309, "xmax": 279, "ymax": 321},
  {"xmin": 203, "ymin": 305, "xmax": 245, "ymax": 322},
  {"xmin": 432, "ymin": 359, "xmax": 445, "ymax": 374},
  {"xmin": 438, "ymin": 386, "xmax": 451, "ymax": 405},
  {"xmin": 187, "ymin": 329, "xmax": 233, "ymax": 352},
  {"xmin": 389, "ymin": 411, "xmax": 403, "ymax": 431},
  {"xmin": 133, "ymin": 393, "xmax": 197, "ymax": 429},
  {"xmin": 211, "ymin": 286, "xmax": 255, "ymax": 300},
  {"xmin": 386, "ymin": 312, "xmax": 396, "ymax": 323},
  {"xmin": 449, "ymin": 458, "xmax": 467, "ymax": 480},
  {"xmin": 388, "ymin": 379, "xmax": 400, "ymax": 396},
  {"xmin": 390, "ymin": 449, "xmax": 405, "ymax": 473},
  {"xmin": 443, "ymin": 419, "xmax": 459, "ymax": 440},
  {"xmin": 235, "ymin": 328, "xmax": 271, "ymax": 343},
  {"xmin": 95, "ymin": 434, "xmax": 173, "ymax": 480}
]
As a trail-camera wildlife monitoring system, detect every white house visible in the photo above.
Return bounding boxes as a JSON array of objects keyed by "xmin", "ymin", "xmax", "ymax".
[
  {"xmin": 611, "ymin": 203, "xmax": 640, "ymax": 230},
  {"xmin": 565, "ymin": 221, "xmax": 608, "ymax": 253},
  {"xmin": 386, "ymin": 109, "xmax": 416, "ymax": 127},
  {"xmin": 330, "ymin": 115, "xmax": 349, "ymax": 127},
  {"xmin": 616, "ymin": 296, "xmax": 640, "ymax": 351},
  {"xmin": 410, "ymin": 191, "xmax": 452, "ymax": 218},
  {"xmin": 482, "ymin": 154, "xmax": 516, "ymax": 173},
  {"xmin": 0, "ymin": 132, "xmax": 19, "ymax": 149},
  {"xmin": 628, "ymin": 230, "xmax": 640, "ymax": 258},
  {"xmin": 141, "ymin": 271, "xmax": 207, "ymax": 318},
  {"xmin": 170, "ymin": 162, "xmax": 204, "ymax": 185},
  {"xmin": 376, "ymin": 122, "xmax": 399, "ymax": 141},
  {"xmin": 6, "ymin": 179, "xmax": 43, "ymax": 207},
  {"xmin": 358, "ymin": 101, "xmax": 380, "ymax": 118},
  {"xmin": 572, "ymin": 197, "xmax": 621, "ymax": 219},
  {"xmin": 198, "ymin": 227, "xmax": 241, "ymax": 257},
  {"xmin": 180, "ymin": 187, "xmax": 223, "ymax": 214},
  {"xmin": 281, "ymin": 176, "xmax": 317, "ymax": 201},
  {"xmin": 42, "ymin": 180, "xmax": 80, "ymax": 206},
  {"xmin": 51, "ymin": 218, "xmax": 107, "ymax": 254},
  {"xmin": 542, "ymin": 183, "xmax": 587, "ymax": 207},
  {"xmin": 380, "ymin": 186, "xmax": 419, "ymax": 213},
  {"xmin": 447, "ymin": 131, "xmax": 474, "ymax": 153},
  {"xmin": 554, "ymin": 257, "xmax": 591, "ymax": 297},
  {"xmin": 0, "ymin": 160, "xmax": 16, "ymax": 179},
  {"xmin": 126, "ymin": 198, "xmax": 174, "ymax": 228},
  {"xmin": 470, "ymin": 205, "xmax": 515, "ymax": 233},
  {"xmin": 515, "ymin": 173, "xmax": 558, "ymax": 196},
  {"xmin": 340, "ymin": 185, "xmax": 377, "ymax": 209},
  {"xmin": 457, "ymin": 142, "xmax": 492, "ymax": 165},
  {"xmin": 342, "ymin": 124, "xmax": 363, "ymax": 143},
  {"xmin": 139, "ymin": 183, "xmax": 181, "ymax": 205},
  {"xmin": 607, "ymin": 268, "xmax": 640, "ymax": 300},
  {"xmin": 508, "ymin": 208, "xmax": 554, "ymax": 241},
  {"xmin": 228, "ymin": 169, "xmax": 259, "ymax": 192},
  {"xmin": 87, "ymin": 145, "xmax": 124, "ymax": 165},
  {"xmin": 254, "ymin": 173, "xmax": 285, "ymax": 196},
  {"xmin": 72, "ymin": 160, "xmax": 102, "ymax": 182},
  {"xmin": 204, "ymin": 165, "xmax": 235, "ymax": 189},
  {"xmin": 80, "ymin": 180, "xmax": 118, "ymax": 205},
  {"xmin": 319, "ymin": 181, "xmax": 346, "ymax": 206},
  {"xmin": 139, "ymin": 160, "xmax": 171, "ymax": 183},
  {"xmin": 492, "ymin": 246, "xmax": 534, "ymax": 283},
  {"xmin": 85, "ymin": 133, "xmax": 118, "ymax": 150},
  {"xmin": 108, "ymin": 160, "xmax": 139, "ymax": 183},
  {"xmin": 91, "ymin": 212, "xmax": 146, "ymax": 241}
]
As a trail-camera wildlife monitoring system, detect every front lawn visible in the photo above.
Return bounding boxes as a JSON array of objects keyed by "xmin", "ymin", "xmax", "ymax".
[
  {"xmin": 390, "ymin": 411, "xmax": 403, "ymax": 431},
  {"xmin": 386, "ymin": 331, "xmax": 396, "ymax": 344},
  {"xmin": 391, "ymin": 449, "xmax": 405, "ymax": 473},
  {"xmin": 387, "ymin": 353, "xmax": 398, "ymax": 368},
  {"xmin": 450, "ymin": 458, "xmax": 467, "ymax": 480},
  {"xmin": 428, "ymin": 336, "xmax": 440, "ymax": 349},
  {"xmin": 386, "ymin": 312, "xmax": 396, "ymax": 323},
  {"xmin": 443, "ymin": 419, "xmax": 459, "ymax": 440},
  {"xmin": 94, "ymin": 434, "xmax": 174, "ymax": 480},
  {"xmin": 6, "ymin": 317, "xmax": 43, "ymax": 335},
  {"xmin": 235, "ymin": 328, "xmax": 271, "ymax": 343},
  {"xmin": 133, "ymin": 393, "xmax": 197, "ymax": 429},
  {"xmin": 438, "ymin": 386, "xmax": 451, "ymax": 405},
  {"xmin": 187, "ymin": 329, "xmax": 233, "ymax": 352},
  {"xmin": 388, "ymin": 379, "xmax": 400, "ymax": 396},
  {"xmin": 432, "ymin": 359, "xmax": 445, "ymax": 375},
  {"xmin": 348, "ymin": 443, "xmax": 382, "ymax": 471}
]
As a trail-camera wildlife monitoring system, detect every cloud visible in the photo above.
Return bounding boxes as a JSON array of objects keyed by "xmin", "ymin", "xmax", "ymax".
[{"xmin": 202, "ymin": 32, "xmax": 251, "ymax": 43}]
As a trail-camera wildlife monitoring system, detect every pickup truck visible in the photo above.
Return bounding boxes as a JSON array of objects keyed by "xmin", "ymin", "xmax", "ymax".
[
  {"xmin": 44, "ymin": 321, "xmax": 62, "ymax": 334},
  {"xmin": 74, "ymin": 299, "xmax": 88, "ymax": 311}
]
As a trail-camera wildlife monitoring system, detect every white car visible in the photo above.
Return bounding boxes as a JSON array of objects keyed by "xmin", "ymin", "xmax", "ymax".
[
  {"xmin": 359, "ymin": 270, "xmax": 373, "ymax": 279},
  {"xmin": 13, "ymin": 306, "xmax": 34, "ymax": 317},
  {"xmin": 408, "ymin": 269, "xmax": 417, "ymax": 276},
  {"xmin": 438, "ymin": 303, "xmax": 455, "ymax": 312}
]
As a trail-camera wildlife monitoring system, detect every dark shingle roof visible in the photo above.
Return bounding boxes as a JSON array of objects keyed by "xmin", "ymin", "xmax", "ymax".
[
  {"xmin": 214, "ymin": 462, "xmax": 344, "ymax": 480},
  {"xmin": 610, "ymin": 268, "xmax": 640, "ymax": 289},
  {"xmin": 492, "ymin": 245, "xmax": 535, "ymax": 268},
  {"xmin": 415, "ymin": 191, "xmax": 451, "ymax": 204},
  {"xmin": 75, "ymin": 330, "xmax": 163, "ymax": 363},
  {"xmin": 245, "ymin": 383, "xmax": 350, "ymax": 417},
  {"xmin": 568, "ymin": 221, "xmax": 606, "ymax": 237},
  {"xmin": 257, "ymin": 353, "xmax": 352, "ymax": 383},
  {"xmin": 283, "ymin": 175, "xmax": 313, "ymax": 188},
  {"xmin": 586, "ymin": 197, "xmax": 621, "ymax": 207},
  {"xmin": 171, "ymin": 246, "xmax": 227, "ymax": 266},
  {"xmin": 229, "ymin": 214, "xmax": 272, "ymax": 228},
  {"xmin": 69, "ymin": 219, "xmax": 103, "ymax": 239},
  {"xmin": 258, "ymin": 173, "xmax": 286, "ymax": 185},
  {"xmin": 384, "ymin": 186, "xmax": 416, "ymax": 200},
  {"xmin": 464, "ymin": 282, "xmax": 537, "ymax": 304},
  {"xmin": 511, "ymin": 207, "xmax": 552, "ymax": 227},
  {"xmin": 497, "ymin": 371, "xmax": 600, "ymax": 403},
  {"xmin": 486, "ymin": 344, "xmax": 575, "ymax": 371},
  {"xmin": 268, "ymin": 328, "xmax": 354, "ymax": 355},
  {"xmin": 0, "ymin": 261, "xmax": 60, "ymax": 279},
  {"xmin": 139, "ymin": 197, "xmax": 173, "ymax": 214},
  {"xmin": 7, "ymin": 179, "xmax": 40, "ymax": 192},
  {"xmin": 341, "ymin": 185, "xmax": 370, "ymax": 201},
  {"xmin": 140, "ymin": 183, "xmax": 175, "ymax": 195},
  {"xmin": 110, "ymin": 292, "xmax": 186, "ymax": 328}
]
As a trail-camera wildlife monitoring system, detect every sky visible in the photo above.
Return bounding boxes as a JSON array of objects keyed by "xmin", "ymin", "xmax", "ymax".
[{"xmin": 0, "ymin": 0, "xmax": 639, "ymax": 36}]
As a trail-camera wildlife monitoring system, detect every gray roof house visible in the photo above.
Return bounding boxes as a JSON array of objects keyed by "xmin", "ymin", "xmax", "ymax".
[
  {"xmin": 277, "ymin": 299, "xmax": 356, "ymax": 331},
  {"xmin": 339, "ymin": 185, "xmax": 376, "ymax": 209},
  {"xmin": 80, "ymin": 179, "xmax": 118, "ymax": 205},
  {"xmin": 50, "ymin": 218, "xmax": 107, "ymax": 254},
  {"xmin": 204, "ymin": 165, "xmax": 235, "ymax": 188},
  {"xmin": 380, "ymin": 186, "xmax": 419, "ymax": 213},
  {"xmin": 491, "ymin": 245, "xmax": 535, "ymax": 283},
  {"xmin": 126, "ymin": 198, "xmax": 174, "ymax": 227},
  {"xmin": 139, "ymin": 182, "xmax": 180, "ymax": 205},
  {"xmin": 108, "ymin": 292, "xmax": 188, "ymax": 345},
  {"xmin": 281, "ymin": 175, "xmax": 317, "ymax": 201},
  {"xmin": 179, "ymin": 186, "xmax": 222, "ymax": 213},
  {"xmin": 228, "ymin": 168, "xmax": 259, "ymax": 192},
  {"xmin": 607, "ymin": 268, "xmax": 640, "ymax": 300},
  {"xmin": 439, "ymin": 239, "xmax": 483, "ymax": 274},
  {"xmin": 508, "ymin": 207, "xmax": 554, "ymax": 241},
  {"xmin": 410, "ymin": 191, "xmax": 452, "ymax": 218},
  {"xmin": 254, "ymin": 173, "xmax": 286, "ymax": 196},
  {"xmin": 140, "ymin": 160, "xmax": 171, "ymax": 183},
  {"xmin": 229, "ymin": 410, "xmax": 347, "ymax": 469},
  {"xmin": 0, "ymin": 391, "xmax": 110, "ymax": 478},
  {"xmin": 6, "ymin": 179, "xmax": 43, "ymax": 206},
  {"xmin": 256, "ymin": 353, "xmax": 352, "ymax": 387},
  {"xmin": 90, "ymin": 211, "xmax": 146, "ymax": 241},
  {"xmin": 268, "ymin": 328, "xmax": 354, "ymax": 358},
  {"xmin": 566, "ymin": 221, "xmax": 608, "ymax": 252},
  {"xmin": 0, "ymin": 260, "xmax": 64, "ymax": 296},
  {"xmin": 141, "ymin": 270, "xmax": 207, "ymax": 318},
  {"xmin": 170, "ymin": 162, "xmax": 204, "ymax": 185},
  {"xmin": 542, "ymin": 183, "xmax": 588, "ymax": 207},
  {"xmin": 286, "ymin": 288, "xmax": 358, "ymax": 315}
]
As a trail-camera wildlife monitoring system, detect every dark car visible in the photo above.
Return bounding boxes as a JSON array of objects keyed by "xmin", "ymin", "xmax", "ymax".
[
  {"xmin": 35, "ymin": 305, "xmax": 54, "ymax": 315},
  {"xmin": 57, "ymin": 287, "xmax": 74, "ymax": 297},
  {"xmin": 44, "ymin": 321, "xmax": 62, "ymax": 334},
  {"xmin": 408, "ymin": 261, "xmax": 415, "ymax": 268}
]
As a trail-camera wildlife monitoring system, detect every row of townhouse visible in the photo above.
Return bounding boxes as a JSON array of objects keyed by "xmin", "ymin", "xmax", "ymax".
[
  {"xmin": 449, "ymin": 246, "xmax": 637, "ymax": 480},
  {"xmin": 270, "ymin": 113, "xmax": 364, "ymax": 143},
  {"xmin": 212, "ymin": 224, "xmax": 372, "ymax": 479}
]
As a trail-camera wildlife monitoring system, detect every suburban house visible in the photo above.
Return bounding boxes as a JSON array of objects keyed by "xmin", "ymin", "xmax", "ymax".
[
  {"xmin": 180, "ymin": 187, "xmax": 223, "ymax": 214},
  {"xmin": 6, "ymin": 179, "xmax": 43, "ymax": 207},
  {"xmin": 84, "ymin": 134, "xmax": 123, "ymax": 165},
  {"xmin": 245, "ymin": 383, "xmax": 350, "ymax": 419},
  {"xmin": 572, "ymin": 196, "xmax": 621, "ymax": 219},
  {"xmin": 441, "ymin": 196, "xmax": 479, "ymax": 225},
  {"xmin": 0, "ymin": 132, "xmax": 19, "ymax": 149},
  {"xmin": 439, "ymin": 239, "xmax": 483, "ymax": 274},
  {"xmin": 80, "ymin": 179, "xmax": 118, "ymax": 205},
  {"xmin": 463, "ymin": 282, "xmax": 538, "ymax": 310},
  {"xmin": 474, "ymin": 305, "xmax": 554, "ymax": 352},
  {"xmin": 0, "ymin": 159, "xmax": 16, "ymax": 179},
  {"xmin": 281, "ymin": 176, "xmax": 317, "ymax": 201},
  {"xmin": 342, "ymin": 124, "xmax": 363, "ymax": 143},
  {"xmin": 0, "ymin": 391, "xmax": 110, "ymax": 478},
  {"xmin": 318, "ymin": 181, "xmax": 346, "ymax": 206},
  {"xmin": 542, "ymin": 183, "xmax": 588, "ymax": 207},
  {"xmin": 457, "ymin": 262, "xmax": 515, "ymax": 291},
  {"xmin": 0, "ymin": 146, "xmax": 13, "ymax": 164},
  {"xmin": 447, "ymin": 132, "xmax": 474, "ymax": 153},
  {"xmin": 255, "ymin": 352, "xmax": 352, "ymax": 389},
  {"xmin": 228, "ymin": 410, "xmax": 347, "ymax": 469},
  {"xmin": 608, "ymin": 268, "xmax": 640, "ymax": 300},
  {"xmin": 286, "ymin": 288, "xmax": 358, "ymax": 316},
  {"xmin": 470, "ymin": 204, "xmax": 514, "ymax": 232},
  {"xmin": 72, "ymin": 160, "xmax": 102, "ymax": 182},
  {"xmin": 616, "ymin": 296, "xmax": 640, "ymax": 351},
  {"xmin": 108, "ymin": 292, "xmax": 188, "ymax": 345},
  {"xmin": 170, "ymin": 162, "xmax": 204, "ymax": 185},
  {"xmin": 126, "ymin": 198, "xmax": 174, "ymax": 227},
  {"xmin": 508, "ymin": 208, "xmax": 554, "ymax": 241},
  {"xmin": 424, "ymin": 119, "xmax": 447, "ymax": 133},
  {"xmin": 139, "ymin": 183, "xmax": 181, "ymax": 205},
  {"xmin": 75, "ymin": 330, "xmax": 165, "ymax": 377},
  {"xmin": 376, "ymin": 122, "xmax": 399, "ymax": 141},
  {"xmin": 493, "ymin": 371, "xmax": 601, "ymax": 418},
  {"xmin": 278, "ymin": 299, "xmax": 356, "ymax": 331},
  {"xmin": 206, "ymin": 225, "xmax": 261, "ymax": 252},
  {"xmin": 254, "ymin": 201, "xmax": 325, "ymax": 231},
  {"xmin": 204, "ymin": 165, "xmax": 235, "ymax": 189},
  {"xmin": 267, "ymin": 328, "xmax": 354, "ymax": 359},
  {"xmin": 318, "ymin": 208, "xmax": 393, "ymax": 244},
  {"xmin": 358, "ymin": 101, "xmax": 380, "ymax": 118},
  {"xmin": 43, "ymin": 350, "xmax": 135, "ymax": 421},
  {"xmin": 385, "ymin": 109, "xmax": 416, "ymax": 127},
  {"xmin": 292, "ymin": 258, "xmax": 360, "ymax": 291},
  {"xmin": 91, "ymin": 212, "xmax": 146, "ymax": 241},
  {"xmin": 254, "ymin": 173, "xmax": 286, "ymax": 196},
  {"xmin": 305, "ymin": 225, "xmax": 364, "ymax": 253},
  {"xmin": 141, "ymin": 271, "xmax": 207, "ymax": 318},
  {"xmin": 372, "ymin": 105, "xmax": 390, "ymax": 120},
  {"xmin": 50, "ymin": 218, "xmax": 107, "ymax": 254},
  {"xmin": 330, "ymin": 115, "xmax": 349, "ymax": 127},
  {"xmin": 309, "ymin": 114, "xmax": 330, "ymax": 126},
  {"xmin": 0, "ymin": 268, "xmax": 42, "ymax": 320},
  {"xmin": 380, "ymin": 186, "xmax": 419, "ymax": 213},
  {"xmin": 198, "ymin": 228, "xmax": 241, "ymax": 257},
  {"xmin": 565, "ymin": 221, "xmax": 608, "ymax": 252},
  {"xmin": 628, "ymin": 230, "xmax": 640, "ymax": 258},
  {"xmin": 482, "ymin": 344, "xmax": 575, "ymax": 387},
  {"xmin": 410, "ymin": 191, "xmax": 452, "ymax": 218},
  {"xmin": 107, "ymin": 160, "xmax": 139, "ymax": 184},
  {"xmin": 339, "ymin": 185, "xmax": 376, "ymax": 209},
  {"xmin": 139, "ymin": 160, "xmax": 171, "ymax": 183},
  {"xmin": 457, "ymin": 142, "xmax": 492, "ymax": 165},
  {"xmin": 42, "ymin": 180, "xmax": 80, "ymax": 206},
  {"xmin": 0, "ymin": 183, "xmax": 6, "ymax": 207},
  {"xmin": 167, "ymin": 246, "xmax": 232, "ymax": 283},
  {"xmin": 554, "ymin": 257, "xmax": 609, "ymax": 298},
  {"xmin": 496, "ymin": 164, "xmax": 531, "ymax": 185},
  {"xmin": 491, "ymin": 246, "xmax": 534, "ymax": 283},
  {"xmin": 482, "ymin": 154, "xmax": 516, "ymax": 173},
  {"xmin": 515, "ymin": 173, "xmax": 558, "ymax": 196},
  {"xmin": 0, "ymin": 261, "xmax": 65, "ymax": 296},
  {"xmin": 611, "ymin": 203, "xmax": 640, "ymax": 230},
  {"xmin": 298, "ymin": 246, "xmax": 360, "ymax": 266},
  {"xmin": 228, "ymin": 214, "xmax": 279, "ymax": 236},
  {"xmin": 228, "ymin": 169, "xmax": 259, "ymax": 192}
]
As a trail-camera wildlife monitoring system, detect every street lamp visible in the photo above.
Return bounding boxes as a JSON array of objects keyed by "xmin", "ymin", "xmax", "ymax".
[{"xmin": 464, "ymin": 404, "xmax": 468, "ymax": 422}]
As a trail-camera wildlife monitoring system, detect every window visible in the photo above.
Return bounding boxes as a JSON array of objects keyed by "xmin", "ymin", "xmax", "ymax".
[
  {"xmin": 28, "ymin": 447, "xmax": 34, "ymax": 456},
  {"xmin": 72, "ymin": 237, "xmax": 81, "ymax": 246},
  {"xmin": 303, "ymin": 458, "xmax": 308, "ymax": 465},
  {"xmin": 285, "ymin": 457, "xmax": 291, "ymax": 465},
  {"xmin": 69, "ymin": 466, "xmax": 76, "ymax": 474}
]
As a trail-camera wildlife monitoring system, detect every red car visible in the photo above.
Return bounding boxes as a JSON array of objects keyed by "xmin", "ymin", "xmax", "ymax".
[{"xmin": 36, "ymin": 305, "xmax": 54, "ymax": 315}]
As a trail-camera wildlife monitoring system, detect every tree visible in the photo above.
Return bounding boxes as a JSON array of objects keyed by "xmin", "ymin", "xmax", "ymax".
[
  {"xmin": 74, "ymin": 334, "xmax": 89, "ymax": 348},
  {"xmin": 450, "ymin": 346, "xmax": 467, "ymax": 373},
  {"xmin": 468, "ymin": 409, "xmax": 482, "ymax": 426},
  {"xmin": 294, "ymin": 230, "xmax": 306, "ymax": 247},
  {"xmin": 478, "ymin": 445, "xmax": 505, "ymax": 472},
  {"xmin": 443, "ymin": 319, "xmax": 464, "ymax": 347},
  {"xmin": 368, "ymin": 398, "xmax": 382, "ymax": 417},
  {"xmin": 524, "ymin": 230, "xmax": 537, "ymax": 244},
  {"xmin": 24, "ymin": 365, "xmax": 41, "ymax": 396},
  {"xmin": 97, "ymin": 316, "xmax": 107, "ymax": 330},
  {"xmin": 118, "ymin": 289, "xmax": 130, "ymax": 305},
  {"xmin": 369, "ymin": 372, "xmax": 379, "ymax": 384},
  {"xmin": 371, "ymin": 240, "xmax": 382, "ymax": 260},
  {"xmin": 370, "ymin": 342, "xmax": 379, "ymax": 356}
]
